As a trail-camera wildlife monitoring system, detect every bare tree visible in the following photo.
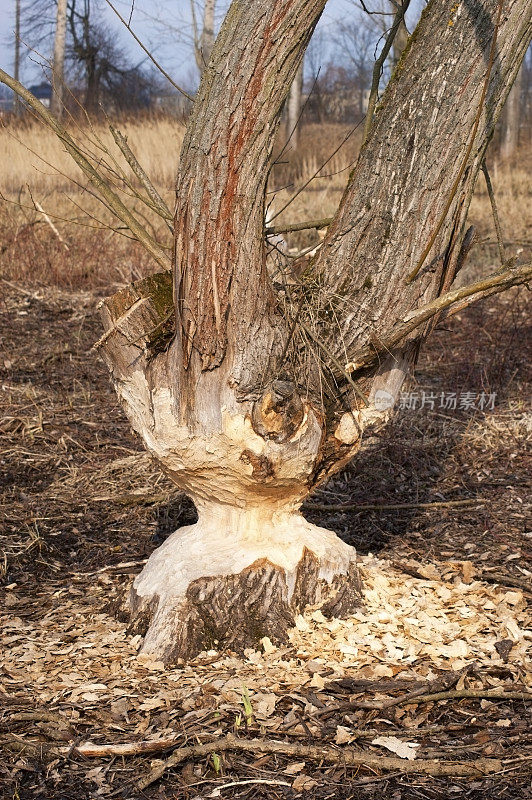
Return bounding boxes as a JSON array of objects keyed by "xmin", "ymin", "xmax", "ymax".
[
  {"xmin": 51, "ymin": 0, "xmax": 68, "ymax": 118},
  {"xmin": 389, "ymin": 0, "xmax": 410, "ymax": 65},
  {"xmin": 286, "ymin": 60, "xmax": 304, "ymax": 147},
  {"xmin": 14, "ymin": 0, "xmax": 21, "ymax": 115},
  {"xmin": 191, "ymin": 0, "xmax": 216, "ymax": 74},
  {"xmin": 500, "ymin": 62, "xmax": 523, "ymax": 157},
  {"xmin": 1, "ymin": 0, "xmax": 531, "ymax": 663}
]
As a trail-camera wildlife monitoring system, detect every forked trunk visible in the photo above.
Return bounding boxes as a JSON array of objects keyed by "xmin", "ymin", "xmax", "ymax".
[{"xmin": 98, "ymin": 0, "xmax": 532, "ymax": 662}]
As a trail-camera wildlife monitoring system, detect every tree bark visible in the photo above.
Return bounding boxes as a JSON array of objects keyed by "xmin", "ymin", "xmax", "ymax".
[
  {"xmin": 312, "ymin": 0, "xmax": 531, "ymax": 396},
  {"xmin": 97, "ymin": 0, "xmax": 532, "ymax": 662},
  {"xmin": 50, "ymin": 0, "xmax": 68, "ymax": 119}
]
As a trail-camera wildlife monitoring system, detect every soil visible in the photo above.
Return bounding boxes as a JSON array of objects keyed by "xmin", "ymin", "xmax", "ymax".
[{"xmin": 0, "ymin": 280, "xmax": 530, "ymax": 799}]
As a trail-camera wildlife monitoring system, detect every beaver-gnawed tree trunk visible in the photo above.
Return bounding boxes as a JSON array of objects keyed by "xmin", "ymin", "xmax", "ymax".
[{"xmin": 96, "ymin": 0, "xmax": 532, "ymax": 663}]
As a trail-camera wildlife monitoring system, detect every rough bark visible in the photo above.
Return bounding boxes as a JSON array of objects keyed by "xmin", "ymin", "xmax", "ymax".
[
  {"xmin": 313, "ymin": 0, "xmax": 531, "ymax": 390},
  {"xmin": 95, "ymin": 0, "xmax": 532, "ymax": 662},
  {"xmin": 50, "ymin": 0, "xmax": 68, "ymax": 119},
  {"xmin": 173, "ymin": 0, "xmax": 325, "ymax": 397}
]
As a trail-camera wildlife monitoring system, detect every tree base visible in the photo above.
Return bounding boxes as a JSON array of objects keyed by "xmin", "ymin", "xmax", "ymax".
[{"xmin": 129, "ymin": 511, "xmax": 361, "ymax": 663}]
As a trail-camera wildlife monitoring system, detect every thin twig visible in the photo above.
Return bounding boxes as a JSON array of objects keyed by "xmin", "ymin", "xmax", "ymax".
[
  {"xmin": 266, "ymin": 217, "xmax": 332, "ymax": 236},
  {"xmin": 304, "ymin": 498, "xmax": 484, "ymax": 513},
  {"xmin": 109, "ymin": 125, "xmax": 173, "ymax": 224},
  {"xmin": 104, "ymin": 0, "xmax": 194, "ymax": 101},
  {"xmin": 481, "ymin": 160, "xmax": 506, "ymax": 266},
  {"xmin": 299, "ymin": 318, "xmax": 369, "ymax": 407}
]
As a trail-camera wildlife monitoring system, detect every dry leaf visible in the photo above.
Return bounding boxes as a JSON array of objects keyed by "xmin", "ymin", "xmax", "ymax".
[
  {"xmin": 260, "ymin": 636, "xmax": 276, "ymax": 654},
  {"xmin": 292, "ymin": 774, "xmax": 318, "ymax": 792},
  {"xmin": 283, "ymin": 761, "xmax": 305, "ymax": 775},
  {"xmin": 371, "ymin": 736, "xmax": 419, "ymax": 760},
  {"xmin": 335, "ymin": 725, "xmax": 354, "ymax": 744}
]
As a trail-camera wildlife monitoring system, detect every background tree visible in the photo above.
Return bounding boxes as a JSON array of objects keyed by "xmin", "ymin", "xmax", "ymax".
[
  {"xmin": 500, "ymin": 62, "xmax": 523, "ymax": 157},
  {"xmin": 286, "ymin": 60, "xmax": 304, "ymax": 147},
  {"xmin": 14, "ymin": 0, "xmax": 21, "ymax": 114},
  {"xmin": 1, "ymin": 0, "xmax": 531, "ymax": 664},
  {"xmin": 191, "ymin": 0, "xmax": 216, "ymax": 74},
  {"xmin": 50, "ymin": 0, "xmax": 68, "ymax": 118}
]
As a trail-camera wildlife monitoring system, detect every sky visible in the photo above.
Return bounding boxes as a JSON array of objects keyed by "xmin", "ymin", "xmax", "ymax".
[{"xmin": 0, "ymin": 0, "xmax": 354, "ymax": 91}]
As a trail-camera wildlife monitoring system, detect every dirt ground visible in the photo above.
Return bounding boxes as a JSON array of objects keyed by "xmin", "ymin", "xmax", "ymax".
[{"xmin": 0, "ymin": 277, "xmax": 530, "ymax": 799}]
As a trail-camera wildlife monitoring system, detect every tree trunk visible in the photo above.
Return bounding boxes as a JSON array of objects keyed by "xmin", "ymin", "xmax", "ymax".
[
  {"xmin": 500, "ymin": 63, "xmax": 523, "ymax": 158},
  {"xmin": 98, "ymin": 0, "xmax": 532, "ymax": 663},
  {"xmin": 287, "ymin": 61, "xmax": 304, "ymax": 149},
  {"xmin": 51, "ymin": 0, "xmax": 68, "ymax": 119}
]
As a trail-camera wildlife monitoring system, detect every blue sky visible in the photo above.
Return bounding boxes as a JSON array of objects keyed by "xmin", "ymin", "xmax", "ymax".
[{"xmin": 0, "ymin": 0, "xmax": 355, "ymax": 89}]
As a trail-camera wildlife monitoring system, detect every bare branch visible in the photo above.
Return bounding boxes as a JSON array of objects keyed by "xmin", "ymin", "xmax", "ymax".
[
  {"xmin": 138, "ymin": 731, "xmax": 504, "ymax": 790},
  {"xmin": 103, "ymin": 0, "xmax": 194, "ymax": 101},
  {"xmin": 345, "ymin": 262, "xmax": 532, "ymax": 374}
]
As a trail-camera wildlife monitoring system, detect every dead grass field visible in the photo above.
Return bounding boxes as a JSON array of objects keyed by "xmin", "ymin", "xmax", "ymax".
[{"xmin": 0, "ymin": 116, "xmax": 531, "ymax": 799}]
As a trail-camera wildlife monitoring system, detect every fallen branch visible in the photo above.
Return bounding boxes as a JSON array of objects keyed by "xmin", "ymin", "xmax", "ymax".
[
  {"xmin": 304, "ymin": 498, "xmax": 483, "ymax": 513},
  {"xmin": 32, "ymin": 198, "xmax": 70, "ymax": 251},
  {"xmin": 408, "ymin": 689, "xmax": 532, "ymax": 704},
  {"xmin": 315, "ymin": 688, "xmax": 532, "ymax": 718},
  {"xmin": 481, "ymin": 572, "xmax": 531, "ymax": 592},
  {"xmin": 137, "ymin": 732, "xmax": 504, "ymax": 790}
]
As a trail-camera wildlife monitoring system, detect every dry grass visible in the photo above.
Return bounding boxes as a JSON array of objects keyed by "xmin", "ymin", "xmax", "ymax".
[
  {"xmin": 0, "ymin": 114, "xmax": 184, "ymax": 194},
  {"xmin": 0, "ymin": 115, "xmax": 530, "ymax": 288}
]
